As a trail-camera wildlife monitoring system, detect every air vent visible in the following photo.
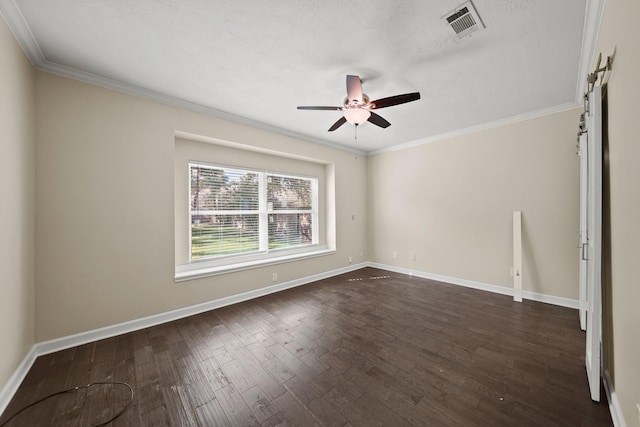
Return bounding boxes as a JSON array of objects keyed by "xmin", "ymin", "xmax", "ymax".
[{"xmin": 444, "ymin": 1, "xmax": 484, "ymax": 39}]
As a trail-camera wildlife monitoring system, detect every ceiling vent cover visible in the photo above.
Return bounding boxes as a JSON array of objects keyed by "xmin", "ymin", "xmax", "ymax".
[{"xmin": 444, "ymin": 1, "xmax": 484, "ymax": 39}]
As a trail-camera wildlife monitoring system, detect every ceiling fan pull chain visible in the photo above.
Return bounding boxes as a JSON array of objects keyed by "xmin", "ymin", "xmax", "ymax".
[{"xmin": 354, "ymin": 124, "xmax": 359, "ymax": 159}]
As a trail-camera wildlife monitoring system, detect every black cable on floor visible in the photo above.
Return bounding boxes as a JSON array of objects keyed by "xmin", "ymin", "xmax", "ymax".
[{"xmin": 0, "ymin": 381, "xmax": 134, "ymax": 427}]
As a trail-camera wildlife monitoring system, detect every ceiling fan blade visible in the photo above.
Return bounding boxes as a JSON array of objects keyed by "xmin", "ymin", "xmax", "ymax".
[
  {"xmin": 297, "ymin": 106, "xmax": 342, "ymax": 110},
  {"xmin": 346, "ymin": 75, "xmax": 364, "ymax": 104},
  {"xmin": 367, "ymin": 112, "xmax": 391, "ymax": 128},
  {"xmin": 328, "ymin": 116, "xmax": 347, "ymax": 131},
  {"xmin": 370, "ymin": 92, "xmax": 421, "ymax": 109}
]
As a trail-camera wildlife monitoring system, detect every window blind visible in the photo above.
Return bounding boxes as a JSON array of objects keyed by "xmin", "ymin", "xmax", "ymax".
[
  {"xmin": 267, "ymin": 174, "xmax": 314, "ymax": 249},
  {"xmin": 190, "ymin": 165, "xmax": 260, "ymax": 259},
  {"xmin": 189, "ymin": 163, "xmax": 317, "ymax": 261}
]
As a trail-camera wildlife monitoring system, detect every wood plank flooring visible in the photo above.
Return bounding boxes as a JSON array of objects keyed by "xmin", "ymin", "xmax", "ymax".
[{"xmin": 0, "ymin": 267, "xmax": 613, "ymax": 426}]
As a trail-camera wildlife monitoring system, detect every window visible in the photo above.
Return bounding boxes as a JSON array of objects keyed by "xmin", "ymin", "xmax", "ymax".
[
  {"xmin": 189, "ymin": 162, "xmax": 318, "ymax": 262},
  {"xmin": 174, "ymin": 136, "xmax": 335, "ymax": 281}
]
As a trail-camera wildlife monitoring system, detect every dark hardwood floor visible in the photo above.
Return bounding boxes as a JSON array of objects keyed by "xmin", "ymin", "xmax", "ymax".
[{"xmin": 0, "ymin": 267, "xmax": 613, "ymax": 426}]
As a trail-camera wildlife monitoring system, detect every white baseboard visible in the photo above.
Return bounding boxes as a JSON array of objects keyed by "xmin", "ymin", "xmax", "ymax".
[
  {"xmin": 0, "ymin": 262, "xmax": 366, "ymax": 416},
  {"xmin": 35, "ymin": 262, "xmax": 368, "ymax": 356},
  {"xmin": 0, "ymin": 262, "xmax": 598, "ymax": 420},
  {"xmin": 367, "ymin": 262, "xmax": 580, "ymax": 309},
  {"xmin": 0, "ymin": 346, "xmax": 37, "ymax": 417},
  {"xmin": 603, "ymin": 370, "xmax": 627, "ymax": 427}
]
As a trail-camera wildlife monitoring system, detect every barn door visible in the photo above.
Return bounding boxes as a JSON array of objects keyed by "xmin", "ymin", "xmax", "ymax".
[{"xmin": 581, "ymin": 85, "xmax": 602, "ymax": 402}]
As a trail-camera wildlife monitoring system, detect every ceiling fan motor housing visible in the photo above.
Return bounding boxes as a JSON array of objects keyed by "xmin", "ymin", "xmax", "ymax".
[{"xmin": 344, "ymin": 93, "xmax": 370, "ymax": 109}]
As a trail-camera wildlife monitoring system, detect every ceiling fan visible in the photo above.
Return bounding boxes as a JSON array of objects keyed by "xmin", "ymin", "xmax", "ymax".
[{"xmin": 297, "ymin": 75, "xmax": 421, "ymax": 132}]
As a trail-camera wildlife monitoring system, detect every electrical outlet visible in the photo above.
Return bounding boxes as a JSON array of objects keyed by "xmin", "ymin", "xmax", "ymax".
[
  {"xmin": 272, "ymin": 273, "xmax": 277, "ymax": 282},
  {"xmin": 411, "ymin": 252, "xmax": 417, "ymax": 261},
  {"xmin": 348, "ymin": 256, "xmax": 353, "ymax": 264},
  {"xmin": 393, "ymin": 251, "xmax": 397, "ymax": 259}
]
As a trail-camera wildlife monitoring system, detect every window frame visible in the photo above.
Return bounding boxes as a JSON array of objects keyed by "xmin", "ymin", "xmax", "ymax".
[{"xmin": 177, "ymin": 161, "xmax": 329, "ymax": 281}]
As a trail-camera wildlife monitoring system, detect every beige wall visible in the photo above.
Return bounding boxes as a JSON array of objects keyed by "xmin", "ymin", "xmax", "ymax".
[
  {"xmin": 594, "ymin": 0, "xmax": 640, "ymax": 424},
  {"xmin": 34, "ymin": 72, "xmax": 368, "ymax": 342},
  {"xmin": 0, "ymin": 18, "xmax": 35, "ymax": 387},
  {"xmin": 368, "ymin": 108, "xmax": 581, "ymax": 299}
]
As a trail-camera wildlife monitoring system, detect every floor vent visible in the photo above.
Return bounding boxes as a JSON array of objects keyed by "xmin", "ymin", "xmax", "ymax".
[{"xmin": 444, "ymin": 1, "xmax": 484, "ymax": 39}]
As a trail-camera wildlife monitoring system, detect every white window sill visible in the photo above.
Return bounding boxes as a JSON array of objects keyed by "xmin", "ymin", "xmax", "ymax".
[{"xmin": 174, "ymin": 247, "xmax": 335, "ymax": 282}]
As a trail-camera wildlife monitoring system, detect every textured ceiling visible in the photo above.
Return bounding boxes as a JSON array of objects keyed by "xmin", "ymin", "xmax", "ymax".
[{"xmin": 1, "ymin": 0, "xmax": 594, "ymax": 153}]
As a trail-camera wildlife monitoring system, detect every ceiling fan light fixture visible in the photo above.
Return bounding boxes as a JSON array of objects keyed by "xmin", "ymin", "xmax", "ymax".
[{"xmin": 343, "ymin": 108, "xmax": 371, "ymax": 125}]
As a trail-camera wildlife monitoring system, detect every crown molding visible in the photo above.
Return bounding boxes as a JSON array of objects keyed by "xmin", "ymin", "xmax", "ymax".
[
  {"xmin": 37, "ymin": 61, "xmax": 366, "ymax": 157},
  {"xmin": 2, "ymin": 0, "xmax": 601, "ymax": 158},
  {"xmin": 370, "ymin": 0, "xmax": 608, "ymax": 158},
  {"xmin": 370, "ymin": 100, "xmax": 581, "ymax": 155},
  {"xmin": 0, "ymin": 0, "xmax": 44, "ymax": 65},
  {"xmin": 0, "ymin": 0, "xmax": 365, "ymax": 157}
]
